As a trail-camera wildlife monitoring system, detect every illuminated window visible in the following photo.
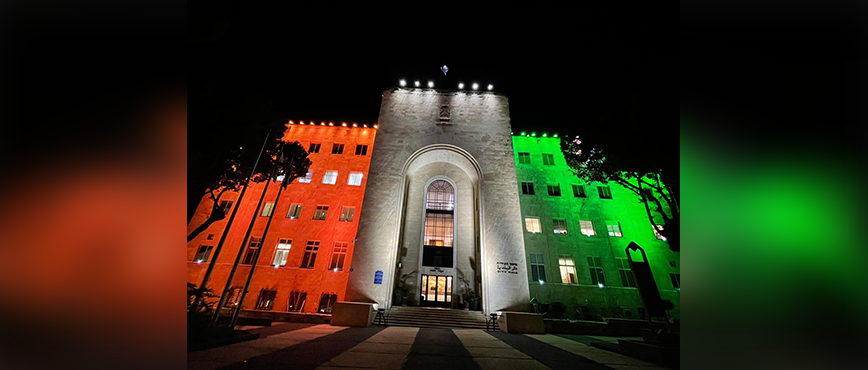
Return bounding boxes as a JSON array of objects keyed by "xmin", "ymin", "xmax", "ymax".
[
  {"xmin": 287, "ymin": 291, "xmax": 307, "ymax": 312},
  {"xmin": 301, "ymin": 241, "xmax": 319, "ymax": 269},
  {"xmin": 255, "ymin": 288, "xmax": 277, "ymax": 311},
  {"xmin": 323, "ymin": 171, "xmax": 338, "ymax": 185},
  {"xmin": 542, "ymin": 153, "xmax": 554, "ymax": 165},
  {"xmin": 588, "ymin": 257, "xmax": 606, "ymax": 286},
  {"xmin": 298, "ymin": 171, "xmax": 313, "ymax": 183},
  {"xmin": 193, "ymin": 245, "xmax": 213, "ymax": 262},
  {"xmin": 318, "ymin": 292, "xmax": 338, "ymax": 313},
  {"xmin": 580, "ymin": 220, "xmax": 595, "ymax": 236},
  {"xmin": 529, "ymin": 253, "xmax": 546, "ymax": 282},
  {"xmin": 654, "ymin": 225, "xmax": 667, "ymax": 241},
  {"xmin": 598, "ymin": 185, "xmax": 612, "ymax": 199},
  {"xmin": 241, "ymin": 237, "xmax": 262, "ymax": 265},
  {"xmin": 339, "ymin": 207, "xmax": 355, "ymax": 222},
  {"xmin": 260, "ymin": 202, "xmax": 274, "ymax": 217},
  {"xmin": 525, "ymin": 217, "xmax": 541, "ymax": 233},
  {"xmin": 607, "ymin": 222, "xmax": 623, "ymax": 237},
  {"xmin": 273, "ymin": 239, "xmax": 291, "ymax": 267},
  {"xmin": 521, "ymin": 182, "xmax": 535, "ymax": 195},
  {"xmin": 329, "ymin": 242, "xmax": 348, "ymax": 270},
  {"xmin": 616, "ymin": 258, "xmax": 636, "ymax": 287},
  {"xmin": 355, "ymin": 145, "xmax": 368, "ymax": 156},
  {"xmin": 547, "ymin": 184, "xmax": 561, "ymax": 196},
  {"xmin": 670, "ymin": 273, "xmax": 681, "ymax": 289},
  {"xmin": 286, "ymin": 204, "xmax": 302, "ymax": 219},
  {"xmin": 553, "ymin": 219, "xmax": 568, "ymax": 234},
  {"xmin": 348, "ymin": 172, "xmax": 363, "ymax": 186},
  {"xmin": 518, "ymin": 152, "xmax": 531, "ymax": 164},
  {"xmin": 219, "ymin": 200, "xmax": 234, "ymax": 215},
  {"xmin": 558, "ymin": 255, "xmax": 577, "ymax": 284},
  {"xmin": 423, "ymin": 180, "xmax": 455, "ymax": 267},
  {"xmin": 313, "ymin": 205, "xmax": 329, "ymax": 220},
  {"xmin": 308, "ymin": 143, "xmax": 321, "ymax": 153},
  {"xmin": 332, "ymin": 143, "xmax": 345, "ymax": 154},
  {"xmin": 572, "ymin": 184, "xmax": 586, "ymax": 198}
]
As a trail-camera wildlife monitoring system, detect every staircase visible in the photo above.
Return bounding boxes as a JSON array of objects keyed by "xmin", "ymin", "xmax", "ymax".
[{"xmin": 385, "ymin": 306, "xmax": 489, "ymax": 329}]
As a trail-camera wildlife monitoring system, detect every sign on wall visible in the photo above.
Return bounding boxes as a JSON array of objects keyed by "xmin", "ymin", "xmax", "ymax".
[
  {"xmin": 374, "ymin": 270, "xmax": 383, "ymax": 284},
  {"xmin": 496, "ymin": 262, "xmax": 519, "ymax": 274}
]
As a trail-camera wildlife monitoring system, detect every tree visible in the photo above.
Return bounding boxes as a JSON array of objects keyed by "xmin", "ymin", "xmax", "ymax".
[
  {"xmin": 188, "ymin": 88, "xmax": 288, "ymax": 242},
  {"xmin": 561, "ymin": 136, "xmax": 680, "ymax": 252}
]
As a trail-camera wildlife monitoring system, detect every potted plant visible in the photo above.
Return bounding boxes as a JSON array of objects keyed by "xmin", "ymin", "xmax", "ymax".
[{"xmin": 465, "ymin": 290, "xmax": 479, "ymax": 311}]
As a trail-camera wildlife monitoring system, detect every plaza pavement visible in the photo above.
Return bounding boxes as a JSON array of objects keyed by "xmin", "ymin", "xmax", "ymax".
[{"xmin": 188, "ymin": 323, "xmax": 671, "ymax": 370}]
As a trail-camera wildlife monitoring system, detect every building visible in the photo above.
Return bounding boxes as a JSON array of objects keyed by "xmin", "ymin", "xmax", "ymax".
[
  {"xmin": 187, "ymin": 87, "xmax": 680, "ymax": 321},
  {"xmin": 187, "ymin": 121, "xmax": 376, "ymax": 314}
]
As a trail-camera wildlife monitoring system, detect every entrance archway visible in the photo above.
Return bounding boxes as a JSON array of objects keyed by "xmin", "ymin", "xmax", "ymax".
[{"xmin": 386, "ymin": 144, "xmax": 486, "ymax": 312}]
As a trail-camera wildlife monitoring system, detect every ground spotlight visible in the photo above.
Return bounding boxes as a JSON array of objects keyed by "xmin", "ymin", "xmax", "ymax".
[{"xmin": 472, "ymin": 83, "xmax": 478, "ymax": 90}]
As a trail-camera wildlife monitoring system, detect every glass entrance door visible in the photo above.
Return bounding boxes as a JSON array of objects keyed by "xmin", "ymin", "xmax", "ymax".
[{"xmin": 420, "ymin": 275, "xmax": 452, "ymax": 308}]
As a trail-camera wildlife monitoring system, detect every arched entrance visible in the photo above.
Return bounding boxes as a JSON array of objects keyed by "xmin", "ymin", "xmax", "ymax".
[{"xmin": 387, "ymin": 145, "xmax": 486, "ymax": 311}]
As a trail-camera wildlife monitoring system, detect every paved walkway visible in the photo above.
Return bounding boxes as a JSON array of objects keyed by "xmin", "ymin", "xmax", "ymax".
[{"xmin": 188, "ymin": 324, "xmax": 670, "ymax": 370}]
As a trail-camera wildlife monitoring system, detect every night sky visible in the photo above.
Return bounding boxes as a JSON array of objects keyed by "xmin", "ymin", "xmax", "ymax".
[{"xmin": 192, "ymin": 2, "xmax": 676, "ymax": 168}]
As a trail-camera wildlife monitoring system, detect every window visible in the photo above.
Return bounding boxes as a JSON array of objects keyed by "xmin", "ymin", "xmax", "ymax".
[
  {"xmin": 580, "ymin": 220, "xmax": 596, "ymax": 236},
  {"xmin": 348, "ymin": 172, "xmax": 363, "ymax": 186},
  {"xmin": 318, "ymin": 293, "xmax": 338, "ymax": 314},
  {"xmin": 558, "ymin": 255, "xmax": 577, "ymax": 284},
  {"xmin": 542, "ymin": 153, "xmax": 554, "ymax": 165},
  {"xmin": 598, "ymin": 185, "xmax": 612, "ymax": 199},
  {"xmin": 308, "ymin": 143, "xmax": 321, "ymax": 153},
  {"xmin": 669, "ymin": 260, "xmax": 677, "ymax": 268},
  {"xmin": 588, "ymin": 257, "xmax": 606, "ymax": 286},
  {"xmin": 332, "ymin": 143, "xmax": 344, "ymax": 154},
  {"xmin": 670, "ymin": 273, "xmax": 681, "ymax": 289},
  {"xmin": 529, "ymin": 253, "xmax": 546, "ymax": 282},
  {"xmin": 616, "ymin": 258, "xmax": 636, "ymax": 287},
  {"xmin": 301, "ymin": 241, "xmax": 319, "ymax": 268},
  {"xmin": 261, "ymin": 202, "xmax": 274, "ymax": 217},
  {"xmin": 313, "ymin": 205, "xmax": 329, "ymax": 220},
  {"xmin": 329, "ymin": 242, "xmax": 348, "ymax": 270},
  {"xmin": 323, "ymin": 171, "xmax": 338, "ymax": 185},
  {"xmin": 547, "ymin": 184, "xmax": 561, "ymax": 196},
  {"xmin": 206, "ymin": 234, "xmax": 215, "ymax": 240},
  {"xmin": 525, "ymin": 217, "xmax": 541, "ymax": 233},
  {"xmin": 194, "ymin": 245, "xmax": 213, "ymax": 262},
  {"xmin": 298, "ymin": 171, "xmax": 313, "ymax": 183},
  {"xmin": 255, "ymin": 289, "xmax": 277, "ymax": 311},
  {"xmin": 241, "ymin": 237, "xmax": 262, "ymax": 265},
  {"xmin": 521, "ymin": 182, "xmax": 535, "ymax": 195},
  {"xmin": 286, "ymin": 204, "xmax": 302, "ymax": 219},
  {"xmin": 287, "ymin": 291, "xmax": 307, "ymax": 312},
  {"xmin": 223, "ymin": 287, "xmax": 243, "ymax": 308},
  {"xmin": 607, "ymin": 222, "xmax": 623, "ymax": 237},
  {"xmin": 273, "ymin": 239, "xmax": 291, "ymax": 267},
  {"xmin": 219, "ymin": 200, "xmax": 234, "ymax": 215},
  {"xmin": 339, "ymin": 207, "xmax": 355, "ymax": 222},
  {"xmin": 553, "ymin": 219, "xmax": 568, "ymax": 234},
  {"xmin": 355, "ymin": 145, "xmax": 368, "ymax": 156},
  {"xmin": 518, "ymin": 152, "xmax": 531, "ymax": 164},
  {"xmin": 654, "ymin": 225, "xmax": 667, "ymax": 241},
  {"xmin": 423, "ymin": 180, "xmax": 455, "ymax": 267},
  {"xmin": 572, "ymin": 184, "xmax": 586, "ymax": 198}
]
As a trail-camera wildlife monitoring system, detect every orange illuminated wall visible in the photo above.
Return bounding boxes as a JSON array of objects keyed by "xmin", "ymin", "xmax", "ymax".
[{"xmin": 187, "ymin": 121, "xmax": 377, "ymax": 314}]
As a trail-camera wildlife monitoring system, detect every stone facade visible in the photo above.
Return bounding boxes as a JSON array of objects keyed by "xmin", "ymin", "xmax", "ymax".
[{"xmin": 345, "ymin": 88, "xmax": 531, "ymax": 313}]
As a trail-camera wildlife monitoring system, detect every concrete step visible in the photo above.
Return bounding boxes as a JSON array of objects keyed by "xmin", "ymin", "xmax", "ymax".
[{"xmin": 383, "ymin": 307, "xmax": 490, "ymax": 329}]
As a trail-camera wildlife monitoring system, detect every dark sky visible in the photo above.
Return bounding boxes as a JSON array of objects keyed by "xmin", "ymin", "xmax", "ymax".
[{"xmin": 192, "ymin": 2, "xmax": 675, "ymax": 160}]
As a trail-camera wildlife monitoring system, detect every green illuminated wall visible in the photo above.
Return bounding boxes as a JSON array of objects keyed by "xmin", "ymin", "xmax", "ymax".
[{"xmin": 512, "ymin": 135, "xmax": 680, "ymax": 320}]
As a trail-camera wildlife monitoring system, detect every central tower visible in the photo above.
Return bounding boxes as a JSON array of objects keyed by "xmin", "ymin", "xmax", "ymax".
[{"xmin": 345, "ymin": 87, "xmax": 530, "ymax": 314}]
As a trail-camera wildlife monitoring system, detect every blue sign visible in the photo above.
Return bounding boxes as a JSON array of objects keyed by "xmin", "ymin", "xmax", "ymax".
[{"xmin": 374, "ymin": 270, "xmax": 383, "ymax": 284}]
